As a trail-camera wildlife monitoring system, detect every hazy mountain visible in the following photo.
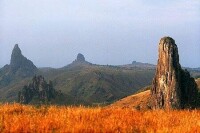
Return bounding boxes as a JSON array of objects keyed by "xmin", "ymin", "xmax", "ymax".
[
  {"xmin": 36, "ymin": 54, "xmax": 155, "ymax": 105},
  {"xmin": 120, "ymin": 61, "xmax": 156, "ymax": 69},
  {"xmin": 0, "ymin": 46, "xmax": 155, "ymax": 105},
  {"xmin": 10, "ymin": 44, "xmax": 37, "ymax": 75},
  {"xmin": 0, "ymin": 45, "xmax": 199, "ymax": 106},
  {"xmin": 66, "ymin": 53, "xmax": 92, "ymax": 68},
  {"xmin": 0, "ymin": 44, "xmax": 37, "ymax": 87}
]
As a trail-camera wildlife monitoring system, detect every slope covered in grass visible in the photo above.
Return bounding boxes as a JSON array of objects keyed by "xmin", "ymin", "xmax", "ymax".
[
  {"xmin": 110, "ymin": 78, "xmax": 200, "ymax": 110},
  {"xmin": 43, "ymin": 64, "xmax": 155, "ymax": 105},
  {"xmin": 109, "ymin": 90, "xmax": 151, "ymax": 110},
  {"xmin": 0, "ymin": 63, "xmax": 155, "ymax": 105}
]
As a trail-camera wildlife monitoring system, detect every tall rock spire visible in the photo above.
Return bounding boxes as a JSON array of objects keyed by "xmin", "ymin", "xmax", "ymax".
[
  {"xmin": 9, "ymin": 44, "xmax": 37, "ymax": 76},
  {"xmin": 151, "ymin": 37, "xmax": 198, "ymax": 109},
  {"xmin": 10, "ymin": 44, "xmax": 23, "ymax": 71}
]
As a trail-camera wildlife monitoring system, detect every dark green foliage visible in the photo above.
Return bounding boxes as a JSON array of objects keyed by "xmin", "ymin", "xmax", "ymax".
[{"xmin": 18, "ymin": 75, "xmax": 57, "ymax": 104}]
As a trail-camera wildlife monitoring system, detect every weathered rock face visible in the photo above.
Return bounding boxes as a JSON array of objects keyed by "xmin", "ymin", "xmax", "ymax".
[
  {"xmin": 76, "ymin": 53, "xmax": 85, "ymax": 62},
  {"xmin": 151, "ymin": 37, "xmax": 198, "ymax": 109}
]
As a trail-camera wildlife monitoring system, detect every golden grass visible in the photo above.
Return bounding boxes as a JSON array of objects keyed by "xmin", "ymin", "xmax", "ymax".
[
  {"xmin": 110, "ymin": 90, "xmax": 151, "ymax": 110},
  {"xmin": 0, "ymin": 103, "xmax": 200, "ymax": 133}
]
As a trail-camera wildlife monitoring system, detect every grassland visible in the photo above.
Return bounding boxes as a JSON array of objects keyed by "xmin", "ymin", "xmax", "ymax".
[
  {"xmin": 110, "ymin": 90, "xmax": 151, "ymax": 110},
  {"xmin": 0, "ymin": 103, "xmax": 200, "ymax": 132}
]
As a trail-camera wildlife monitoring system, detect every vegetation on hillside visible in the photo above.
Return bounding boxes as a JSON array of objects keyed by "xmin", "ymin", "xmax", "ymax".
[
  {"xmin": 18, "ymin": 76, "xmax": 61, "ymax": 104},
  {"xmin": 46, "ymin": 65, "xmax": 155, "ymax": 105},
  {"xmin": 0, "ymin": 104, "xmax": 200, "ymax": 132},
  {"xmin": 0, "ymin": 65, "xmax": 155, "ymax": 105},
  {"xmin": 1, "ymin": 44, "xmax": 200, "ymax": 106}
]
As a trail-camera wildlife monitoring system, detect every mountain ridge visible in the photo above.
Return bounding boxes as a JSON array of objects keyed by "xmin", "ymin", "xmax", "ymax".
[
  {"xmin": 0, "ymin": 44, "xmax": 200, "ymax": 106},
  {"xmin": 0, "ymin": 44, "xmax": 38, "ymax": 88}
]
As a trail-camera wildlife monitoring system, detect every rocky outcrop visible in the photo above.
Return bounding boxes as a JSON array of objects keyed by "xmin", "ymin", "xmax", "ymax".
[
  {"xmin": 151, "ymin": 37, "xmax": 198, "ymax": 109},
  {"xmin": 76, "ymin": 53, "xmax": 85, "ymax": 62},
  {"xmin": 0, "ymin": 44, "xmax": 37, "ymax": 87},
  {"xmin": 1, "ymin": 44, "xmax": 37, "ymax": 78},
  {"xmin": 69, "ymin": 53, "xmax": 92, "ymax": 67},
  {"xmin": 10, "ymin": 44, "xmax": 37, "ymax": 76},
  {"xmin": 18, "ymin": 75, "xmax": 59, "ymax": 104}
]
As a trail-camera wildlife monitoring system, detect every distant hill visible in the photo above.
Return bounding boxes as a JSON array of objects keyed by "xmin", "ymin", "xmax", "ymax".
[
  {"xmin": 0, "ymin": 45, "xmax": 200, "ymax": 106},
  {"xmin": 0, "ymin": 44, "xmax": 37, "ymax": 88},
  {"xmin": 188, "ymin": 69, "xmax": 200, "ymax": 78},
  {"xmin": 39, "ymin": 55, "xmax": 155, "ymax": 105},
  {"xmin": 45, "ymin": 65, "xmax": 155, "ymax": 105},
  {"xmin": 120, "ymin": 61, "xmax": 156, "ymax": 69},
  {"xmin": 65, "ymin": 53, "xmax": 92, "ymax": 68},
  {"xmin": 0, "ymin": 48, "xmax": 155, "ymax": 105},
  {"xmin": 188, "ymin": 68, "xmax": 200, "ymax": 71}
]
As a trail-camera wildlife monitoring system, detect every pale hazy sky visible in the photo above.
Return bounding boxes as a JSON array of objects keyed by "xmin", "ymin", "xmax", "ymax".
[{"xmin": 0, "ymin": 0, "xmax": 200, "ymax": 68}]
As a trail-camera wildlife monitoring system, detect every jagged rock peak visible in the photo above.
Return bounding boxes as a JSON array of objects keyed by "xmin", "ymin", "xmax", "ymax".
[
  {"xmin": 12, "ymin": 44, "xmax": 22, "ymax": 56},
  {"xmin": 76, "ymin": 53, "xmax": 85, "ymax": 62},
  {"xmin": 10, "ymin": 44, "xmax": 37, "ymax": 75},
  {"xmin": 10, "ymin": 44, "xmax": 23, "ymax": 66},
  {"xmin": 151, "ymin": 37, "xmax": 198, "ymax": 109},
  {"xmin": 10, "ymin": 44, "xmax": 22, "ymax": 66},
  {"xmin": 68, "ymin": 53, "xmax": 92, "ymax": 67}
]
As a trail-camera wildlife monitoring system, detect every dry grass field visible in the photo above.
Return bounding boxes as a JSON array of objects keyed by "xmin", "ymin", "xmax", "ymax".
[
  {"xmin": 110, "ymin": 90, "xmax": 151, "ymax": 110},
  {"xmin": 0, "ymin": 104, "xmax": 200, "ymax": 133}
]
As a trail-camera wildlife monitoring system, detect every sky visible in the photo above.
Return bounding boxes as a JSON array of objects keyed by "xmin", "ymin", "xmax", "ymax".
[{"xmin": 0, "ymin": 0, "xmax": 200, "ymax": 68}]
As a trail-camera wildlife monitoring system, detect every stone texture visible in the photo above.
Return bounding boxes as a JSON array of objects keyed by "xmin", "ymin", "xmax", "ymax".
[{"xmin": 151, "ymin": 37, "xmax": 198, "ymax": 109}]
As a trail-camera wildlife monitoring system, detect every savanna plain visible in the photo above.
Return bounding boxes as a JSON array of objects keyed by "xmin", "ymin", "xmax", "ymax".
[{"xmin": 0, "ymin": 103, "xmax": 200, "ymax": 133}]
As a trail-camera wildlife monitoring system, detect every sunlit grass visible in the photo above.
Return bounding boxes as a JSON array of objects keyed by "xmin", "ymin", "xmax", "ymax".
[{"xmin": 0, "ymin": 103, "xmax": 200, "ymax": 132}]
